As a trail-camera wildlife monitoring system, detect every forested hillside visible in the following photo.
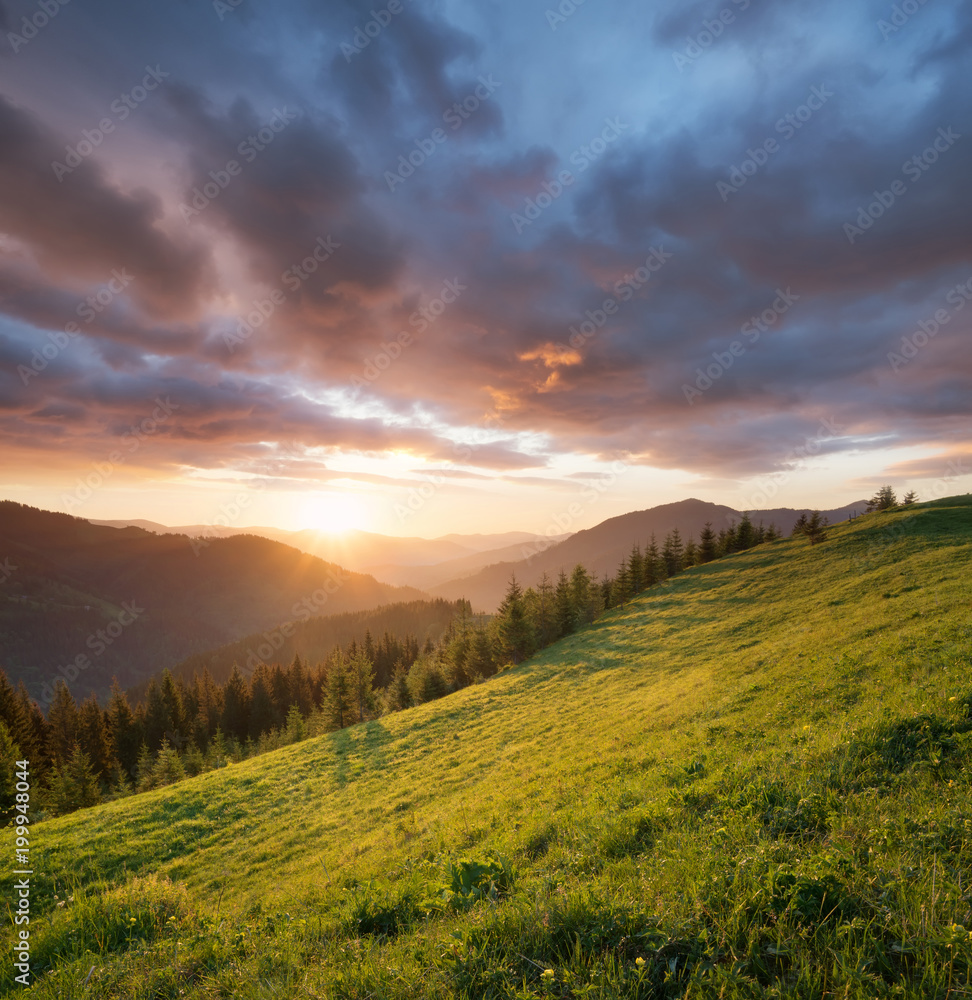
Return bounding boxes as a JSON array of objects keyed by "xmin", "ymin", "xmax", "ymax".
[{"xmin": 0, "ymin": 502, "xmax": 425, "ymax": 701}]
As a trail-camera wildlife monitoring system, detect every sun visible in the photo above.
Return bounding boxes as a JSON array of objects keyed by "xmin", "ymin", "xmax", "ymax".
[{"xmin": 298, "ymin": 493, "xmax": 366, "ymax": 534}]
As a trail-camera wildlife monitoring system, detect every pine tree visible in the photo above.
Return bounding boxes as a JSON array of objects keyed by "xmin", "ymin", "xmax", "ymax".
[
  {"xmin": 554, "ymin": 570, "xmax": 576, "ymax": 639},
  {"xmin": 683, "ymin": 537, "xmax": 698, "ymax": 567},
  {"xmin": 532, "ymin": 573, "xmax": 556, "ymax": 647},
  {"xmin": 902, "ymin": 490, "xmax": 918, "ymax": 505},
  {"xmin": 866, "ymin": 485, "xmax": 898, "ymax": 511},
  {"xmin": 287, "ymin": 655, "xmax": 313, "ymax": 715},
  {"xmin": 142, "ymin": 678, "xmax": 169, "ymax": 753},
  {"xmin": 152, "ymin": 737, "xmax": 186, "ymax": 787},
  {"xmin": 46, "ymin": 680, "xmax": 79, "ymax": 768},
  {"xmin": 570, "ymin": 564, "xmax": 593, "ymax": 623},
  {"xmin": 698, "ymin": 522, "xmax": 717, "ymax": 563},
  {"xmin": 496, "ymin": 575, "xmax": 534, "ymax": 664},
  {"xmin": 387, "ymin": 661, "xmax": 414, "ymax": 711},
  {"xmin": 467, "ymin": 628, "xmax": 497, "ymax": 679},
  {"xmin": 195, "ymin": 669, "xmax": 222, "ymax": 749},
  {"xmin": 408, "ymin": 657, "xmax": 448, "ymax": 704},
  {"xmin": 269, "ymin": 663, "xmax": 290, "ymax": 726},
  {"xmin": 628, "ymin": 544, "xmax": 645, "ymax": 593},
  {"xmin": 644, "ymin": 536, "xmax": 663, "ymax": 586},
  {"xmin": 49, "ymin": 743, "xmax": 101, "ymax": 815},
  {"xmin": 349, "ymin": 652, "xmax": 377, "ymax": 723},
  {"xmin": 283, "ymin": 704, "xmax": 306, "ymax": 744},
  {"xmin": 159, "ymin": 670, "xmax": 185, "ymax": 748},
  {"xmin": 736, "ymin": 512, "xmax": 756, "ymax": 550},
  {"xmin": 611, "ymin": 557, "xmax": 631, "ymax": 605},
  {"xmin": 0, "ymin": 672, "xmax": 34, "ymax": 769},
  {"xmin": 220, "ymin": 665, "xmax": 251, "ymax": 743},
  {"xmin": 324, "ymin": 653, "xmax": 354, "ymax": 730},
  {"xmin": 662, "ymin": 528, "xmax": 684, "ymax": 577},
  {"xmin": 207, "ymin": 728, "xmax": 229, "ymax": 769},
  {"xmin": 791, "ymin": 513, "xmax": 809, "ymax": 536},
  {"xmin": 0, "ymin": 720, "xmax": 22, "ymax": 824},
  {"xmin": 248, "ymin": 663, "xmax": 276, "ymax": 740},
  {"xmin": 77, "ymin": 695, "xmax": 114, "ymax": 786},
  {"xmin": 719, "ymin": 525, "xmax": 737, "ymax": 556},
  {"xmin": 106, "ymin": 681, "xmax": 142, "ymax": 784},
  {"xmin": 15, "ymin": 682, "xmax": 49, "ymax": 780},
  {"xmin": 802, "ymin": 511, "xmax": 828, "ymax": 545},
  {"xmin": 135, "ymin": 743, "xmax": 156, "ymax": 792}
]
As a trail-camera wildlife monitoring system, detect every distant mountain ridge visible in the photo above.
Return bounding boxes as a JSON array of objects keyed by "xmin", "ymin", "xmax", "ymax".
[
  {"xmin": 88, "ymin": 519, "xmax": 569, "ymax": 586},
  {"xmin": 0, "ymin": 502, "xmax": 425, "ymax": 703},
  {"xmin": 429, "ymin": 497, "xmax": 869, "ymax": 610}
]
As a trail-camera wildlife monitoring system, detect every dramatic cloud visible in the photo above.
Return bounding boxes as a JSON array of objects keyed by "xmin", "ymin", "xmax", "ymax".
[{"xmin": 1, "ymin": 0, "xmax": 970, "ymax": 529}]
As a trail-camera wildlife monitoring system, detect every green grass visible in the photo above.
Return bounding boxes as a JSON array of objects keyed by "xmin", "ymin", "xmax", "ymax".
[{"xmin": 6, "ymin": 495, "xmax": 972, "ymax": 998}]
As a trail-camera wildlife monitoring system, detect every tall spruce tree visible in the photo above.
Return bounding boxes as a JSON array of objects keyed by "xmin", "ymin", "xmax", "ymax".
[
  {"xmin": 349, "ymin": 652, "xmax": 376, "ymax": 723},
  {"xmin": 736, "ymin": 512, "xmax": 756, "ymax": 550},
  {"xmin": 662, "ymin": 528, "xmax": 684, "ymax": 577},
  {"xmin": 699, "ymin": 522, "xmax": 717, "ymax": 563},
  {"xmin": 46, "ymin": 680, "xmax": 79, "ymax": 768},
  {"xmin": 496, "ymin": 575, "xmax": 534, "ymax": 664},
  {"xmin": 324, "ymin": 652, "xmax": 354, "ymax": 730},
  {"xmin": 77, "ymin": 696, "xmax": 114, "ymax": 786},
  {"xmin": 554, "ymin": 570, "xmax": 576, "ymax": 639},
  {"xmin": 49, "ymin": 743, "xmax": 101, "ymax": 815},
  {"xmin": 220, "ymin": 665, "xmax": 251, "ymax": 743}
]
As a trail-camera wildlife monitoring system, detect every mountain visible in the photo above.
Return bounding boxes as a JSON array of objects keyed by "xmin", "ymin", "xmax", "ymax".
[
  {"xmin": 21, "ymin": 495, "xmax": 972, "ymax": 996},
  {"xmin": 88, "ymin": 518, "xmax": 568, "ymax": 579},
  {"xmin": 362, "ymin": 536, "xmax": 571, "ymax": 590},
  {"xmin": 0, "ymin": 501, "xmax": 425, "ymax": 702},
  {"xmin": 430, "ymin": 497, "xmax": 869, "ymax": 610}
]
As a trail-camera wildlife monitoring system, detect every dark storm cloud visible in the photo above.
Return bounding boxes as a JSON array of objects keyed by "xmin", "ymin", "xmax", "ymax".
[
  {"xmin": 0, "ymin": 0, "xmax": 970, "ymax": 485},
  {"xmin": 0, "ymin": 97, "xmax": 214, "ymax": 321}
]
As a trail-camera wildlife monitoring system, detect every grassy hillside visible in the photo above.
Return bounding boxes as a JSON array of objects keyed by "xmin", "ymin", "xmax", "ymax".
[{"xmin": 9, "ymin": 495, "xmax": 972, "ymax": 998}]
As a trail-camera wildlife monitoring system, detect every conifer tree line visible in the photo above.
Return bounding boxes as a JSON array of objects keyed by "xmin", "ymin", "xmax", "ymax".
[{"xmin": 0, "ymin": 513, "xmax": 795, "ymax": 819}]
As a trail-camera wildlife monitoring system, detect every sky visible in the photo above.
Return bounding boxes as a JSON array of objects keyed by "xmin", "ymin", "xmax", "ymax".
[{"xmin": 0, "ymin": 0, "xmax": 970, "ymax": 537}]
